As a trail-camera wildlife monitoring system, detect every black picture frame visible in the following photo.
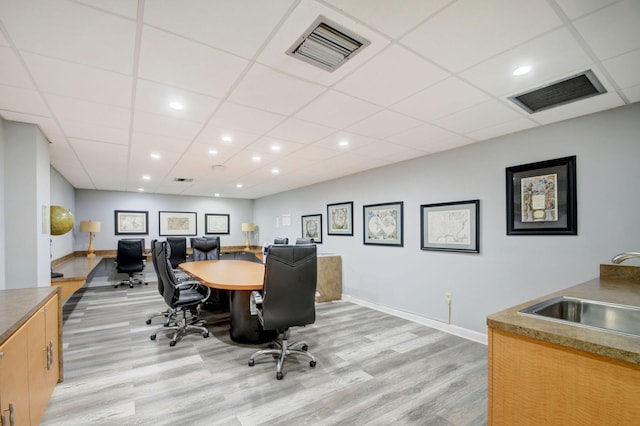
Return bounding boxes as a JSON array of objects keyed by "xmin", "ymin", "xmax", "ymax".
[
  {"xmin": 420, "ymin": 200, "xmax": 480, "ymax": 253},
  {"xmin": 506, "ymin": 156, "xmax": 577, "ymax": 235},
  {"xmin": 301, "ymin": 214, "xmax": 322, "ymax": 243},
  {"xmin": 363, "ymin": 201, "xmax": 404, "ymax": 246},
  {"xmin": 205, "ymin": 213, "xmax": 230, "ymax": 234},
  {"xmin": 327, "ymin": 201, "xmax": 353, "ymax": 236},
  {"xmin": 114, "ymin": 210, "xmax": 148, "ymax": 235},
  {"xmin": 159, "ymin": 211, "xmax": 197, "ymax": 236}
]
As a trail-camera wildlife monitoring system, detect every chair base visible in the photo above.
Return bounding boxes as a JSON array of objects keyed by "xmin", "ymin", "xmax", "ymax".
[
  {"xmin": 145, "ymin": 308, "xmax": 176, "ymax": 325},
  {"xmin": 114, "ymin": 275, "xmax": 146, "ymax": 288},
  {"xmin": 248, "ymin": 329, "xmax": 316, "ymax": 380},
  {"xmin": 150, "ymin": 309, "xmax": 209, "ymax": 347}
]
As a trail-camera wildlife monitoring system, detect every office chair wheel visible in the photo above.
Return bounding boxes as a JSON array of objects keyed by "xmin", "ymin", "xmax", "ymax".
[
  {"xmin": 248, "ymin": 359, "xmax": 255, "ymax": 367},
  {"xmin": 310, "ymin": 361, "xmax": 316, "ymax": 368},
  {"xmin": 202, "ymin": 332, "xmax": 210, "ymax": 338},
  {"xmin": 276, "ymin": 372, "xmax": 283, "ymax": 380},
  {"xmin": 150, "ymin": 335, "xmax": 156, "ymax": 340},
  {"xmin": 129, "ymin": 283, "xmax": 134, "ymax": 288},
  {"xmin": 169, "ymin": 341, "xmax": 177, "ymax": 347},
  {"xmin": 146, "ymin": 319, "xmax": 152, "ymax": 325},
  {"xmin": 301, "ymin": 344, "xmax": 308, "ymax": 351}
]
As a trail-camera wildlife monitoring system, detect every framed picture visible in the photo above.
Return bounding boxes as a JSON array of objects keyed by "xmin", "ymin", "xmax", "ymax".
[
  {"xmin": 205, "ymin": 213, "xmax": 230, "ymax": 234},
  {"xmin": 506, "ymin": 155, "xmax": 577, "ymax": 235},
  {"xmin": 420, "ymin": 200, "xmax": 480, "ymax": 253},
  {"xmin": 301, "ymin": 214, "xmax": 322, "ymax": 243},
  {"xmin": 363, "ymin": 201, "xmax": 403, "ymax": 246},
  {"xmin": 114, "ymin": 210, "xmax": 148, "ymax": 235},
  {"xmin": 327, "ymin": 201, "xmax": 353, "ymax": 236},
  {"xmin": 159, "ymin": 211, "xmax": 197, "ymax": 236}
]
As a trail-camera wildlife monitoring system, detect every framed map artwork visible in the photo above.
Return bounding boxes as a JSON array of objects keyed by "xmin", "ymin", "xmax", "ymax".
[
  {"xmin": 420, "ymin": 200, "xmax": 480, "ymax": 253},
  {"xmin": 363, "ymin": 201, "xmax": 403, "ymax": 246},
  {"xmin": 327, "ymin": 202, "xmax": 353, "ymax": 236},
  {"xmin": 159, "ymin": 211, "xmax": 197, "ymax": 236},
  {"xmin": 301, "ymin": 214, "xmax": 322, "ymax": 243}
]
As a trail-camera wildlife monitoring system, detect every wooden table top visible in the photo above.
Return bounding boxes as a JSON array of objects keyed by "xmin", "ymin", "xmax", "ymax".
[{"xmin": 179, "ymin": 260, "xmax": 265, "ymax": 290}]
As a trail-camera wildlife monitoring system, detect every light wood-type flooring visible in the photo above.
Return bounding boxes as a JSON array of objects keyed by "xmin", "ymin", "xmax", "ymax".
[{"xmin": 42, "ymin": 278, "xmax": 488, "ymax": 425}]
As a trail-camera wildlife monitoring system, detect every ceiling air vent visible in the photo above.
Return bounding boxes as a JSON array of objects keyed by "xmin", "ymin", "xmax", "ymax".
[
  {"xmin": 173, "ymin": 177, "xmax": 194, "ymax": 182},
  {"xmin": 286, "ymin": 16, "xmax": 370, "ymax": 72},
  {"xmin": 509, "ymin": 70, "xmax": 607, "ymax": 114}
]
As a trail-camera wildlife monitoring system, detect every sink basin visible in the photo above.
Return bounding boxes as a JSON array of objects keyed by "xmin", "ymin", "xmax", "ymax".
[{"xmin": 519, "ymin": 296, "xmax": 640, "ymax": 337}]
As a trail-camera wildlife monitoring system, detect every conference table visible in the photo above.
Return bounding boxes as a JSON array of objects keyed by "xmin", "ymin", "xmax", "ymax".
[{"xmin": 179, "ymin": 259, "xmax": 276, "ymax": 343}]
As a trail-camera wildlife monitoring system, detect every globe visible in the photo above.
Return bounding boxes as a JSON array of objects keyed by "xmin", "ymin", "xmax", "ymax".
[{"xmin": 50, "ymin": 205, "xmax": 74, "ymax": 236}]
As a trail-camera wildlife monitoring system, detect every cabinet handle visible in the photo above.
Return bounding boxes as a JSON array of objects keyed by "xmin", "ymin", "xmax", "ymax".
[
  {"xmin": 47, "ymin": 341, "xmax": 54, "ymax": 370},
  {"xmin": 8, "ymin": 404, "xmax": 14, "ymax": 426},
  {"xmin": 0, "ymin": 351, "xmax": 4, "ymax": 359},
  {"xmin": 1, "ymin": 412, "xmax": 6, "ymax": 426}
]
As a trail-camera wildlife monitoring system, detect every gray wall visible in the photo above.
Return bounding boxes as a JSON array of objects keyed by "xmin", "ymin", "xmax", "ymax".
[
  {"xmin": 74, "ymin": 189, "xmax": 255, "ymax": 252},
  {"xmin": 254, "ymin": 103, "xmax": 640, "ymax": 335},
  {"xmin": 0, "ymin": 118, "xmax": 5, "ymax": 289}
]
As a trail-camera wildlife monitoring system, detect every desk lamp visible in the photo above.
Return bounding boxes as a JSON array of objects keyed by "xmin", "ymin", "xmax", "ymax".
[
  {"xmin": 241, "ymin": 222, "xmax": 255, "ymax": 250},
  {"xmin": 80, "ymin": 220, "xmax": 101, "ymax": 256}
]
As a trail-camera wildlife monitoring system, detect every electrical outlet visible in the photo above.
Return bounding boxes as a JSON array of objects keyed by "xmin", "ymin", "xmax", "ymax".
[{"xmin": 445, "ymin": 292, "xmax": 452, "ymax": 303}]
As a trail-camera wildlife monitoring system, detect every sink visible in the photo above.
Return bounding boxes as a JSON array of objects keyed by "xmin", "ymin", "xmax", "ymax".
[{"xmin": 519, "ymin": 296, "xmax": 640, "ymax": 337}]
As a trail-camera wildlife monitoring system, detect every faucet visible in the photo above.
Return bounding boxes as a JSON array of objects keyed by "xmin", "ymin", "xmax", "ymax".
[{"xmin": 611, "ymin": 252, "xmax": 640, "ymax": 264}]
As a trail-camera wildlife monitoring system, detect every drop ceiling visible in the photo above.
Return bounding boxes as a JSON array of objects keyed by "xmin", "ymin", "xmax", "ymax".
[{"xmin": 0, "ymin": 0, "xmax": 638, "ymax": 199}]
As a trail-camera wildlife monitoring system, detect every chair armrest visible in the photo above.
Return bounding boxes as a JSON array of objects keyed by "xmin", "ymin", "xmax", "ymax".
[
  {"xmin": 176, "ymin": 280, "xmax": 203, "ymax": 290},
  {"xmin": 249, "ymin": 291, "xmax": 263, "ymax": 315}
]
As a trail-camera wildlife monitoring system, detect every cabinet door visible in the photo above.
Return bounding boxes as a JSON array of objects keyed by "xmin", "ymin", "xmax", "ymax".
[{"xmin": 0, "ymin": 328, "xmax": 31, "ymax": 426}]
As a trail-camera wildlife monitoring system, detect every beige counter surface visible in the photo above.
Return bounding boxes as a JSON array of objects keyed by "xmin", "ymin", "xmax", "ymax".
[
  {"xmin": 487, "ymin": 264, "xmax": 640, "ymax": 364},
  {"xmin": 0, "ymin": 287, "xmax": 60, "ymax": 343}
]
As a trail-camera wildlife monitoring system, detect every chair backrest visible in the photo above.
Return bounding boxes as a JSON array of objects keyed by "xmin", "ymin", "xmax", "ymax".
[
  {"xmin": 150, "ymin": 240, "xmax": 164, "ymax": 296},
  {"xmin": 273, "ymin": 237, "xmax": 289, "ymax": 245},
  {"xmin": 116, "ymin": 238, "xmax": 144, "ymax": 271},
  {"xmin": 155, "ymin": 241, "xmax": 181, "ymax": 307},
  {"xmin": 260, "ymin": 244, "xmax": 317, "ymax": 330},
  {"xmin": 167, "ymin": 237, "xmax": 187, "ymax": 268},
  {"xmin": 192, "ymin": 237, "xmax": 220, "ymax": 261},
  {"xmin": 295, "ymin": 237, "xmax": 314, "ymax": 245}
]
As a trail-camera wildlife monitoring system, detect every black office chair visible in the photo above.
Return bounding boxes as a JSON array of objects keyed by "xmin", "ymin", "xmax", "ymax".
[
  {"xmin": 273, "ymin": 237, "xmax": 289, "ymax": 245},
  {"xmin": 295, "ymin": 237, "xmax": 314, "ymax": 244},
  {"xmin": 167, "ymin": 237, "xmax": 187, "ymax": 268},
  {"xmin": 146, "ymin": 240, "xmax": 177, "ymax": 326},
  {"xmin": 192, "ymin": 237, "xmax": 220, "ymax": 261},
  {"xmin": 150, "ymin": 241, "xmax": 210, "ymax": 346},
  {"xmin": 115, "ymin": 238, "xmax": 146, "ymax": 288},
  {"xmin": 248, "ymin": 244, "xmax": 318, "ymax": 380}
]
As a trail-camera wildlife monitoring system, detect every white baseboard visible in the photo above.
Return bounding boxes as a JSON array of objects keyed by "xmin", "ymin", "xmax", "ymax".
[{"xmin": 340, "ymin": 295, "xmax": 488, "ymax": 345}]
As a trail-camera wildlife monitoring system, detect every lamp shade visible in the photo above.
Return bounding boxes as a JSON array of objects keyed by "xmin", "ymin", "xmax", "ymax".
[
  {"xmin": 241, "ymin": 222, "xmax": 255, "ymax": 232},
  {"xmin": 80, "ymin": 220, "xmax": 101, "ymax": 233}
]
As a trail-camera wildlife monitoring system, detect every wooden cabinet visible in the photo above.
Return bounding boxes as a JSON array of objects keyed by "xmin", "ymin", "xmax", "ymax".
[
  {"xmin": 0, "ymin": 293, "xmax": 60, "ymax": 426},
  {"xmin": 488, "ymin": 327, "xmax": 640, "ymax": 425}
]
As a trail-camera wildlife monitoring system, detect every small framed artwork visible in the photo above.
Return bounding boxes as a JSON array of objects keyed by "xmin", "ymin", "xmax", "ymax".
[
  {"xmin": 205, "ymin": 213, "xmax": 230, "ymax": 235},
  {"xmin": 363, "ymin": 201, "xmax": 403, "ymax": 246},
  {"xmin": 115, "ymin": 210, "xmax": 148, "ymax": 235},
  {"xmin": 301, "ymin": 214, "xmax": 322, "ymax": 243},
  {"xmin": 327, "ymin": 201, "xmax": 353, "ymax": 236},
  {"xmin": 420, "ymin": 200, "xmax": 480, "ymax": 253},
  {"xmin": 159, "ymin": 211, "xmax": 197, "ymax": 236},
  {"xmin": 506, "ymin": 155, "xmax": 577, "ymax": 235}
]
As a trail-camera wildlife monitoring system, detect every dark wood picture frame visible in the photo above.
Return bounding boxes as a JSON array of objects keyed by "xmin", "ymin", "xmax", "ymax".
[
  {"xmin": 506, "ymin": 156, "xmax": 577, "ymax": 235},
  {"xmin": 327, "ymin": 201, "xmax": 353, "ymax": 236},
  {"xmin": 420, "ymin": 200, "xmax": 480, "ymax": 253},
  {"xmin": 114, "ymin": 210, "xmax": 149, "ymax": 235},
  {"xmin": 301, "ymin": 214, "xmax": 322, "ymax": 243},
  {"xmin": 363, "ymin": 201, "xmax": 404, "ymax": 246},
  {"xmin": 205, "ymin": 213, "xmax": 230, "ymax": 235}
]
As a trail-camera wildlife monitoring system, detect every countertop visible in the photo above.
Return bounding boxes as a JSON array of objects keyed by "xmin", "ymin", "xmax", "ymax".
[
  {"xmin": 51, "ymin": 254, "xmax": 104, "ymax": 283},
  {"xmin": 487, "ymin": 264, "xmax": 640, "ymax": 365},
  {"xmin": 0, "ymin": 287, "xmax": 60, "ymax": 343}
]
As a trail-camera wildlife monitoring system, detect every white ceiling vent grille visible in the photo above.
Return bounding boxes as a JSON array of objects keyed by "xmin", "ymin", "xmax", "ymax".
[
  {"xmin": 286, "ymin": 16, "xmax": 370, "ymax": 72},
  {"xmin": 509, "ymin": 70, "xmax": 607, "ymax": 114}
]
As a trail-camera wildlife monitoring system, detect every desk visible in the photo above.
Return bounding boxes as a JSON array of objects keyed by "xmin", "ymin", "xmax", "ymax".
[
  {"xmin": 51, "ymin": 255, "xmax": 103, "ymax": 303},
  {"xmin": 179, "ymin": 260, "xmax": 274, "ymax": 343}
]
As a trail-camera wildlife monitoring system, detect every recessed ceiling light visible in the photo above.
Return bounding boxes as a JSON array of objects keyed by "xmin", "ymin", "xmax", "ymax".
[
  {"xmin": 338, "ymin": 140, "xmax": 349, "ymax": 147},
  {"xmin": 208, "ymin": 149, "xmax": 218, "ymax": 155},
  {"xmin": 169, "ymin": 101, "xmax": 184, "ymax": 110},
  {"xmin": 271, "ymin": 145, "xmax": 281, "ymax": 152},
  {"xmin": 150, "ymin": 153, "xmax": 161, "ymax": 159},
  {"xmin": 137, "ymin": 187, "xmax": 144, "ymax": 192},
  {"xmin": 213, "ymin": 193, "xmax": 220, "ymax": 197},
  {"xmin": 271, "ymin": 168, "xmax": 280, "ymax": 175},
  {"xmin": 252, "ymin": 155, "xmax": 261, "ymax": 162},
  {"xmin": 221, "ymin": 136, "xmax": 233, "ymax": 142},
  {"xmin": 513, "ymin": 65, "xmax": 532, "ymax": 76},
  {"xmin": 142, "ymin": 175, "xmax": 151, "ymax": 180},
  {"xmin": 236, "ymin": 183, "xmax": 243, "ymax": 188}
]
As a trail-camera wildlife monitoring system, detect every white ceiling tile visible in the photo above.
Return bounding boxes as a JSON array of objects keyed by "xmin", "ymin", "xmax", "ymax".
[
  {"xmin": 68, "ymin": 138, "xmax": 128, "ymax": 189},
  {"xmin": 75, "ymin": 0, "xmax": 139, "ymax": 19},
  {"xmin": 602, "ymin": 49, "xmax": 640, "ymax": 89},
  {"xmin": 256, "ymin": 0, "xmax": 390, "ymax": 86},
  {"xmin": 351, "ymin": 140, "xmax": 418, "ymax": 161},
  {"xmin": 288, "ymin": 145, "xmax": 340, "ymax": 162},
  {"xmin": 229, "ymin": 64, "xmax": 326, "ymax": 115},
  {"xmin": 23, "ymin": 53, "xmax": 132, "ymax": 108},
  {"xmin": 555, "ymin": 0, "xmax": 619, "ymax": 19},
  {"xmin": 460, "ymin": 28, "xmax": 593, "ymax": 97},
  {"xmin": 59, "ymin": 121, "xmax": 129, "ymax": 145},
  {"xmin": 143, "ymin": 0, "xmax": 294, "ymax": 58},
  {"xmin": 466, "ymin": 117, "xmax": 538, "ymax": 141},
  {"xmin": 134, "ymin": 80, "xmax": 220, "ymax": 123},
  {"xmin": 434, "ymin": 99, "xmax": 524, "ymax": 135},
  {"xmin": 0, "ymin": 111, "xmax": 58, "ymax": 137},
  {"xmin": 391, "ymin": 77, "xmax": 490, "ymax": 122},
  {"xmin": 133, "ymin": 110, "xmax": 203, "ymax": 141},
  {"xmin": 313, "ymin": 131, "xmax": 377, "ymax": 152},
  {"xmin": 267, "ymin": 118, "xmax": 336, "ymax": 144},
  {"xmin": 401, "ymin": 0, "xmax": 562, "ymax": 72},
  {"xmin": 346, "ymin": 110, "xmax": 422, "ymax": 139},
  {"xmin": 0, "ymin": 31, "xmax": 9, "ymax": 46},
  {"xmin": 294, "ymin": 90, "xmax": 381, "ymax": 129},
  {"xmin": 131, "ymin": 132, "xmax": 192, "ymax": 154},
  {"xmin": 0, "ymin": 85, "xmax": 49, "ymax": 116},
  {"xmin": 138, "ymin": 26, "xmax": 249, "ymax": 97},
  {"xmin": 0, "ymin": 0, "xmax": 136, "ymax": 74},
  {"xmin": 0, "ymin": 47, "xmax": 34, "ymax": 89},
  {"xmin": 324, "ymin": 0, "xmax": 451, "ymax": 38},
  {"xmin": 622, "ymin": 84, "xmax": 640, "ymax": 103},
  {"xmin": 244, "ymin": 137, "xmax": 305, "ymax": 157},
  {"xmin": 387, "ymin": 123, "xmax": 474, "ymax": 153},
  {"xmin": 45, "ymin": 94, "xmax": 130, "ymax": 129},
  {"xmin": 210, "ymin": 102, "xmax": 286, "ymax": 135},
  {"xmin": 334, "ymin": 45, "xmax": 449, "ymax": 106},
  {"xmin": 573, "ymin": 0, "xmax": 640, "ymax": 60},
  {"xmin": 194, "ymin": 125, "xmax": 259, "ymax": 150}
]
